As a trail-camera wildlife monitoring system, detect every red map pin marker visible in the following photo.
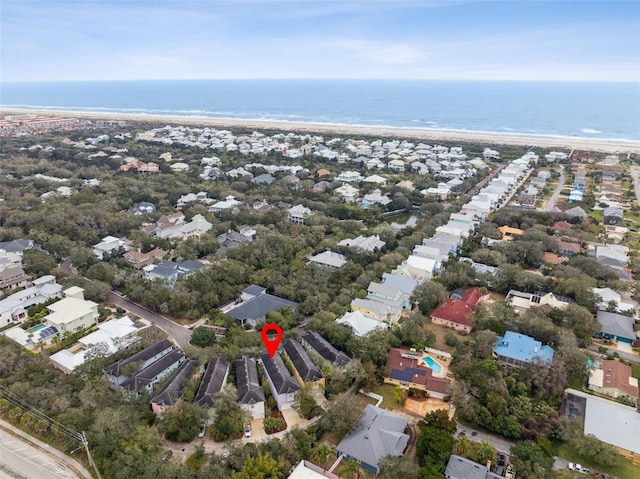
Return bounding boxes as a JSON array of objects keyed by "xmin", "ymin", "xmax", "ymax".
[{"xmin": 261, "ymin": 324, "xmax": 283, "ymax": 358}]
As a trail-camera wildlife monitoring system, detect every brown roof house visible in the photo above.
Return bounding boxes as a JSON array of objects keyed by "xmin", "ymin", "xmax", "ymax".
[
  {"xmin": 588, "ymin": 359, "xmax": 639, "ymax": 401},
  {"xmin": 385, "ymin": 348, "xmax": 451, "ymax": 400}
]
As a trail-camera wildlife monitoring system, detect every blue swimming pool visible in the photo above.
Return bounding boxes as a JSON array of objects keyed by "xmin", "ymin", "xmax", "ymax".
[
  {"xmin": 27, "ymin": 324, "xmax": 46, "ymax": 334},
  {"xmin": 422, "ymin": 356, "xmax": 442, "ymax": 375}
]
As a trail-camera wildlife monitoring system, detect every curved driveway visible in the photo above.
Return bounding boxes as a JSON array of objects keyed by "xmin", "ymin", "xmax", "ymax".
[{"xmin": 108, "ymin": 292, "xmax": 192, "ymax": 349}]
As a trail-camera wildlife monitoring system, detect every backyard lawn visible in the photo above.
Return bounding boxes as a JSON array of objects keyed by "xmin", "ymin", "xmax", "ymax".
[{"xmin": 557, "ymin": 443, "xmax": 640, "ymax": 479}]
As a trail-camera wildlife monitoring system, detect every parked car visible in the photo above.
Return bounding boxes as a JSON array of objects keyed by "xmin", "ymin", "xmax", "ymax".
[
  {"xmin": 198, "ymin": 425, "xmax": 206, "ymax": 438},
  {"xmin": 497, "ymin": 452, "xmax": 507, "ymax": 466},
  {"xmin": 162, "ymin": 450, "xmax": 173, "ymax": 461},
  {"xmin": 244, "ymin": 424, "xmax": 251, "ymax": 438},
  {"xmin": 568, "ymin": 463, "xmax": 583, "ymax": 472}
]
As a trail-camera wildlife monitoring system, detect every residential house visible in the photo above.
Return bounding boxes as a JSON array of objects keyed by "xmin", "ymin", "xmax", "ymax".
[
  {"xmin": 0, "ymin": 275, "xmax": 62, "ymax": 328},
  {"xmin": 142, "ymin": 212, "xmax": 186, "ymax": 238},
  {"xmin": 0, "ymin": 238, "xmax": 35, "ymax": 257},
  {"xmin": 288, "ymin": 204, "xmax": 313, "ymax": 225},
  {"xmin": 337, "ymin": 235, "xmax": 385, "ymax": 252},
  {"xmin": 283, "ymin": 174, "xmax": 301, "ymax": 189},
  {"xmin": 93, "ymin": 236, "xmax": 130, "ymax": 260},
  {"xmin": 260, "ymin": 352, "xmax": 300, "ymax": 411},
  {"xmin": 565, "ymin": 206, "xmax": 587, "ymax": 220},
  {"xmin": 252, "ymin": 173, "xmax": 276, "ymax": 185},
  {"xmin": 351, "ymin": 298, "xmax": 401, "ymax": 324},
  {"xmin": 123, "ymin": 248, "xmax": 166, "ymax": 269},
  {"xmin": 363, "ymin": 174, "xmax": 387, "ymax": 186},
  {"xmin": 603, "ymin": 207, "xmax": 624, "ymax": 226},
  {"xmin": 505, "ymin": 290, "xmax": 573, "ymax": 313},
  {"xmin": 287, "ymin": 461, "xmax": 340, "ymax": 479},
  {"xmin": 367, "ymin": 282, "xmax": 411, "ymax": 310},
  {"xmin": 334, "ymin": 184, "xmax": 359, "ymax": 203},
  {"xmin": 392, "ymin": 255, "xmax": 439, "ymax": 283},
  {"xmin": 564, "ymin": 389, "xmax": 640, "ymax": 463},
  {"xmin": 120, "ymin": 349, "xmax": 185, "ymax": 396},
  {"xmin": 283, "ymin": 339, "xmax": 325, "ymax": 389},
  {"xmin": 335, "ymin": 405, "xmax": 409, "ymax": 474},
  {"xmin": 300, "ymin": 331, "xmax": 350, "ymax": 367},
  {"xmin": 558, "ymin": 241, "xmax": 581, "ymax": 257},
  {"xmin": 41, "ymin": 287, "xmax": 99, "ymax": 335},
  {"xmin": 50, "ymin": 316, "xmax": 139, "ymax": 374},
  {"xmin": 222, "ymin": 285, "xmax": 299, "ymax": 327},
  {"xmin": 236, "ymin": 356, "xmax": 266, "ymax": 419},
  {"xmin": 150, "ymin": 359, "xmax": 200, "ymax": 415},
  {"xmin": 493, "ymin": 331, "xmax": 555, "ymax": 368},
  {"xmin": 211, "ymin": 195, "xmax": 241, "ymax": 212},
  {"xmin": 596, "ymin": 311, "xmax": 637, "ymax": 344},
  {"xmin": 169, "ymin": 162, "xmax": 190, "ymax": 173},
  {"xmin": 568, "ymin": 190, "xmax": 583, "ymax": 203},
  {"xmin": 0, "ymin": 266, "xmax": 31, "ymax": 292},
  {"xmin": 336, "ymin": 311, "xmax": 388, "ymax": 337},
  {"xmin": 309, "ymin": 250, "xmax": 348, "ymax": 270},
  {"xmin": 592, "ymin": 287, "xmax": 635, "ymax": 313},
  {"xmin": 497, "ymin": 226, "xmax": 524, "ymax": 241},
  {"xmin": 217, "ymin": 229, "xmax": 252, "ymax": 256},
  {"xmin": 430, "ymin": 287, "xmax": 489, "ymax": 334},
  {"xmin": 104, "ymin": 339, "xmax": 174, "ymax": 390},
  {"xmin": 588, "ymin": 359, "xmax": 639, "ymax": 400},
  {"xmin": 195, "ymin": 357, "xmax": 230, "ymax": 408},
  {"xmin": 459, "ymin": 258, "xmax": 498, "ymax": 276},
  {"xmin": 130, "ymin": 202, "xmax": 156, "ymax": 215},
  {"xmin": 361, "ymin": 189, "xmax": 392, "ymax": 207},
  {"xmin": 168, "ymin": 214, "xmax": 213, "ymax": 239},
  {"xmin": 377, "ymin": 276, "xmax": 416, "ymax": 299},
  {"xmin": 444, "ymin": 455, "xmax": 503, "ymax": 479},
  {"xmin": 385, "ymin": 348, "xmax": 451, "ymax": 400},
  {"xmin": 176, "ymin": 191, "xmax": 213, "ymax": 208},
  {"xmin": 335, "ymin": 171, "xmax": 364, "ymax": 183}
]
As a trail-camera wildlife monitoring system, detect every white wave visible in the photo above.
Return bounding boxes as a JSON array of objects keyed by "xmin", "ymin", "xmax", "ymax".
[{"xmin": 580, "ymin": 128, "xmax": 602, "ymax": 134}]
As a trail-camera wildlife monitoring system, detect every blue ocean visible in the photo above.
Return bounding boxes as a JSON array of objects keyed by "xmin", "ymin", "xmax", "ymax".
[{"xmin": 1, "ymin": 80, "xmax": 639, "ymax": 140}]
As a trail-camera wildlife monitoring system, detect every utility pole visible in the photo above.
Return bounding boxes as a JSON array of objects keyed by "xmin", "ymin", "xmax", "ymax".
[{"xmin": 81, "ymin": 431, "xmax": 102, "ymax": 479}]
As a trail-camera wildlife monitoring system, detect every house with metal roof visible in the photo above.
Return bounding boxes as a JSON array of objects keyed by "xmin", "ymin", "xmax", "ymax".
[
  {"xmin": 564, "ymin": 389, "xmax": 640, "ymax": 464},
  {"xmin": 444, "ymin": 455, "xmax": 503, "ymax": 479},
  {"xmin": 335, "ymin": 405, "xmax": 409, "ymax": 474},
  {"xmin": 380, "ymin": 273, "xmax": 418, "ymax": 296},
  {"xmin": 596, "ymin": 311, "xmax": 637, "ymax": 344},
  {"xmin": 283, "ymin": 339, "xmax": 324, "ymax": 389},
  {"xmin": 493, "ymin": 331, "xmax": 554, "ymax": 367},
  {"xmin": 337, "ymin": 235, "xmax": 385, "ymax": 252},
  {"xmin": 309, "ymin": 250, "xmax": 348, "ymax": 270},
  {"xmin": 300, "ymin": 331, "xmax": 349, "ymax": 367},
  {"xmin": 236, "ymin": 356, "xmax": 265, "ymax": 419},
  {"xmin": 150, "ymin": 359, "xmax": 199, "ymax": 415},
  {"xmin": 195, "ymin": 357, "xmax": 229, "ymax": 408},
  {"xmin": 260, "ymin": 352, "xmax": 300, "ymax": 411}
]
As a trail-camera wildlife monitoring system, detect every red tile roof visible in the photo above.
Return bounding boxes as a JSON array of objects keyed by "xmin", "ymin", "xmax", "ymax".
[
  {"xmin": 385, "ymin": 348, "xmax": 450, "ymax": 394},
  {"xmin": 553, "ymin": 221, "xmax": 573, "ymax": 229},
  {"xmin": 430, "ymin": 287, "xmax": 485, "ymax": 327}
]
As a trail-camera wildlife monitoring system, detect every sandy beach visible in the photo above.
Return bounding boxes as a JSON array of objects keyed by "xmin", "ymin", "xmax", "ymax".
[{"xmin": 2, "ymin": 107, "xmax": 639, "ymax": 154}]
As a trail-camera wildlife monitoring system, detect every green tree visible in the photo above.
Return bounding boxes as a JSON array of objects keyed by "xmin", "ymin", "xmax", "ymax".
[
  {"xmin": 475, "ymin": 440, "xmax": 497, "ymax": 466},
  {"xmin": 158, "ymin": 401, "xmax": 207, "ymax": 442},
  {"xmin": 509, "ymin": 440, "xmax": 554, "ymax": 479},
  {"xmin": 378, "ymin": 456, "xmax": 420, "ymax": 479},
  {"xmin": 318, "ymin": 393, "xmax": 363, "ymax": 437},
  {"xmin": 309, "ymin": 444, "xmax": 333, "ymax": 470},
  {"xmin": 411, "ymin": 281, "xmax": 447, "ymax": 315},
  {"xmin": 190, "ymin": 326, "xmax": 217, "ymax": 348},
  {"xmin": 293, "ymin": 384, "xmax": 321, "ymax": 419},
  {"xmin": 230, "ymin": 453, "xmax": 280, "ymax": 479},
  {"xmin": 211, "ymin": 387, "xmax": 250, "ymax": 441}
]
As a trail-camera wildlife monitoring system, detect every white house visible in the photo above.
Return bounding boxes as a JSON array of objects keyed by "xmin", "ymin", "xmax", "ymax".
[{"xmin": 93, "ymin": 236, "xmax": 130, "ymax": 260}]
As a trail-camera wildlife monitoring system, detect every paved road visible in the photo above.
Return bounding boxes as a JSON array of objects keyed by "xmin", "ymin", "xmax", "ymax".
[
  {"xmin": 60, "ymin": 258, "xmax": 74, "ymax": 276},
  {"xmin": 0, "ymin": 430, "xmax": 80, "ymax": 479},
  {"xmin": 545, "ymin": 169, "xmax": 566, "ymax": 211},
  {"xmin": 456, "ymin": 424, "xmax": 515, "ymax": 455},
  {"xmin": 108, "ymin": 292, "xmax": 192, "ymax": 349}
]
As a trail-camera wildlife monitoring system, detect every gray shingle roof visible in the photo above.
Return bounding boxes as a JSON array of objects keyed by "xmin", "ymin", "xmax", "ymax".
[
  {"xmin": 236, "ymin": 356, "xmax": 265, "ymax": 405},
  {"xmin": 149, "ymin": 359, "xmax": 199, "ymax": 407},
  {"xmin": 260, "ymin": 352, "xmax": 300, "ymax": 395},
  {"xmin": 225, "ymin": 293, "xmax": 298, "ymax": 323},
  {"xmin": 121, "ymin": 349, "xmax": 185, "ymax": 393},
  {"xmin": 104, "ymin": 339, "xmax": 173, "ymax": 377},
  {"xmin": 195, "ymin": 357, "xmax": 229, "ymax": 407},
  {"xmin": 444, "ymin": 455, "xmax": 503, "ymax": 479},
  {"xmin": 336, "ymin": 405, "xmax": 409, "ymax": 473},
  {"xmin": 283, "ymin": 339, "xmax": 323, "ymax": 382},
  {"xmin": 596, "ymin": 311, "xmax": 636, "ymax": 341},
  {"xmin": 0, "ymin": 239, "xmax": 34, "ymax": 253},
  {"xmin": 301, "ymin": 331, "xmax": 350, "ymax": 366}
]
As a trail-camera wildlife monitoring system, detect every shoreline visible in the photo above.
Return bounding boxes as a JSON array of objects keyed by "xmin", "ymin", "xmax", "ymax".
[{"xmin": 2, "ymin": 107, "xmax": 639, "ymax": 153}]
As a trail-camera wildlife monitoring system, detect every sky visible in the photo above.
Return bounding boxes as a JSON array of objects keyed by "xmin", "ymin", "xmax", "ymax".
[{"xmin": 1, "ymin": 0, "xmax": 639, "ymax": 82}]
